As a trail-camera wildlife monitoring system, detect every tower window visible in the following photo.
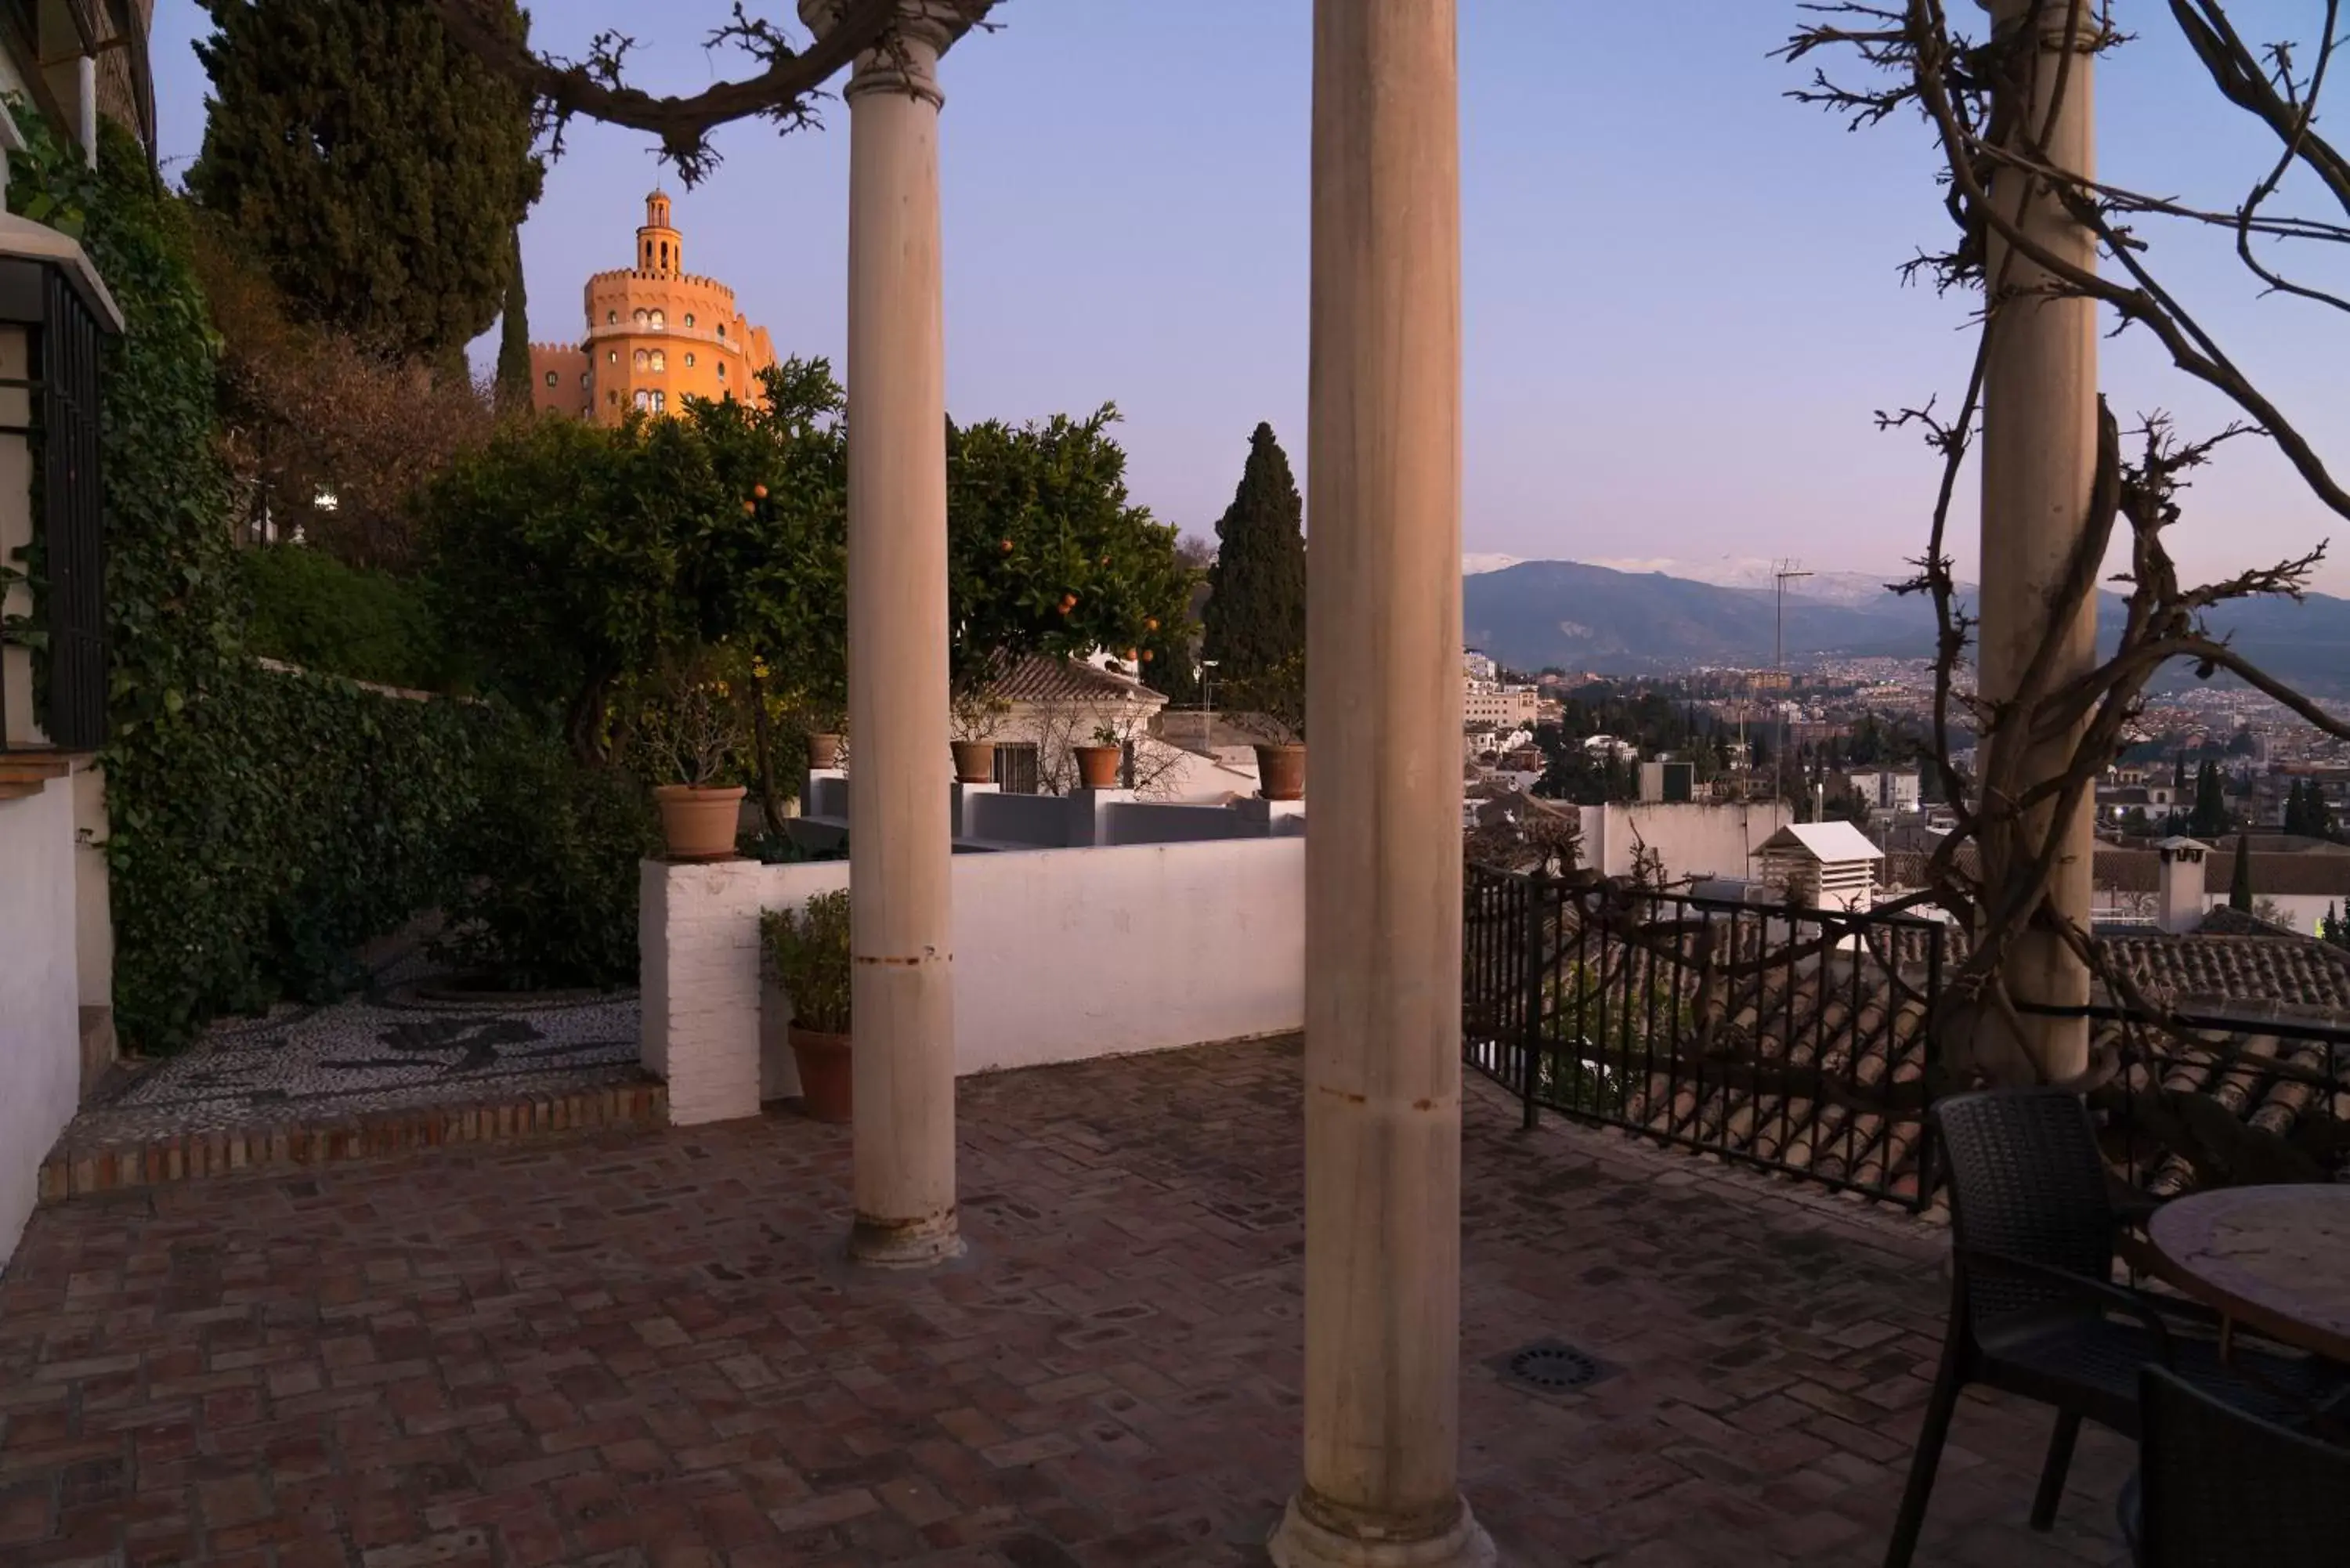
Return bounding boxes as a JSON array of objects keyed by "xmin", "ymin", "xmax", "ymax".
[
  {"xmin": 580, "ymin": 371, "xmax": 589, "ymax": 388},
  {"xmin": 607, "ymin": 349, "xmax": 618, "ymax": 364},
  {"xmin": 633, "ymin": 349, "xmax": 648, "ymax": 370},
  {"xmin": 608, "ymin": 390, "xmax": 619, "ymax": 406},
  {"xmin": 606, "ymin": 309, "xmax": 617, "ymax": 324},
  {"xmin": 716, "ymin": 361, "xmax": 726, "ymax": 380},
  {"xmin": 633, "ymin": 309, "xmax": 648, "ymax": 325},
  {"xmin": 684, "ymin": 313, "xmax": 696, "ymax": 327},
  {"xmin": 716, "ymin": 323, "xmax": 726, "ymax": 339},
  {"xmin": 684, "ymin": 353, "xmax": 695, "ymax": 368},
  {"xmin": 634, "ymin": 389, "xmax": 649, "ymax": 411},
  {"xmin": 543, "ymin": 370, "xmax": 557, "ymax": 388},
  {"xmin": 649, "ymin": 350, "xmax": 666, "ymax": 372},
  {"xmin": 652, "ymin": 391, "xmax": 667, "ymax": 412},
  {"xmin": 649, "ymin": 309, "xmax": 666, "ymax": 329},
  {"xmin": 660, "ymin": 242, "xmax": 669, "ymax": 269}
]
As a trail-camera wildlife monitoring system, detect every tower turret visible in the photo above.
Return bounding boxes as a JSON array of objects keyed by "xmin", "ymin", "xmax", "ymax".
[{"xmin": 638, "ymin": 190, "xmax": 682, "ymax": 276}]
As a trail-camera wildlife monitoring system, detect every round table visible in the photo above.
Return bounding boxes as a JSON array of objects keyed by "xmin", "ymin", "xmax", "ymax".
[{"xmin": 2146, "ymin": 1183, "xmax": 2350, "ymax": 1364}]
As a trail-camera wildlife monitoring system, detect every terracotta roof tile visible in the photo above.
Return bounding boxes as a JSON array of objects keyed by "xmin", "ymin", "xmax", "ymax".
[{"xmin": 986, "ymin": 654, "xmax": 1165, "ymax": 705}]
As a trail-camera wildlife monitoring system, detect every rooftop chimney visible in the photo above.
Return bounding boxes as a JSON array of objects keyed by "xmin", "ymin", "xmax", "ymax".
[{"xmin": 2155, "ymin": 836, "xmax": 2208, "ymax": 934}]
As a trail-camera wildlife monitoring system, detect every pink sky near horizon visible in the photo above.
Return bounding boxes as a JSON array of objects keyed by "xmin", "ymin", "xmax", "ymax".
[{"xmin": 146, "ymin": 1, "xmax": 2350, "ymax": 594}]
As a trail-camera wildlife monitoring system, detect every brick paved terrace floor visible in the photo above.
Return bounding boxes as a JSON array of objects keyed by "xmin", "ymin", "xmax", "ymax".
[{"xmin": 0, "ymin": 1037, "xmax": 2130, "ymax": 1567}]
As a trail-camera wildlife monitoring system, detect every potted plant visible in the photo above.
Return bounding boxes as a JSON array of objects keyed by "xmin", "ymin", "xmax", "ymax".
[
  {"xmin": 949, "ymin": 690, "xmax": 1009, "ymax": 785},
  {"xmin": 1074, "ymin": 721, "xmax": 1125, "ymax": 789},
  {"xmin": 808, "ymin": 719, "xmax": 844, "ymax": 771},
  {"xmin": 761, "ymin": 889, "xmax": 854, "ymax": 1122},
  {"xmin": 1238, "ymin": 655, "xmax": 1306, "ymax": 802},
  {"xmin": 638, "ymin": 650, "xmax": 749, "ymax": 860}
]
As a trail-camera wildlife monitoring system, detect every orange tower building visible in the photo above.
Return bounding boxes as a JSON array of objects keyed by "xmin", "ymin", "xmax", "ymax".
[{"xmin": 528, "ymin": 191, "xmax": 778, "ymax": 424}]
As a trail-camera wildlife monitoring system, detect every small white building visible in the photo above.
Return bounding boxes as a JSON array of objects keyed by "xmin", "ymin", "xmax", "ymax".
[
  {"xmin": 1754, "ymin": 821, "xmax": 1885, "ymax": 912},
  {"xmin": 984, "ymin": 654, "xmax": 1258, "ymax": 800},
  {"xmin": 1845, "ymin": 768, "xmax": 1922, "ymax": 815}
]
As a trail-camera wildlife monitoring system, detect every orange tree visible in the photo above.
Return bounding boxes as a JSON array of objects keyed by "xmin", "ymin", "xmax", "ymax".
[{"xmin": 947, "ymin": 405, "xmax": 1196, "ymax": 701}]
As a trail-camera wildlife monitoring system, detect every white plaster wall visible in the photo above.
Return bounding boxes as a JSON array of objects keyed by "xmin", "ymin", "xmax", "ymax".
[
  {"xmin": 642, "ymin": 837, "xmax": 1307, "ymax": 1122},
  {"xmin": 0, "ymin": 782, "xmax": 82, "ymax": 1269},
  {"xmin": 1581, "ymin": 801, "xmax": 1792, "ymax": 883}
]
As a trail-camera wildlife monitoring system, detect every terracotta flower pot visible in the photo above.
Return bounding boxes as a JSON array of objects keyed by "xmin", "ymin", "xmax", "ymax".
[
  {"xmin": 808, "ymin": 732, "xmax": 843, "ymax": 770},
  {"xmin": 787, "ymin": 1023, "xmax": 853, "ymax": 1123},
  {"xmin": 1074, "ymin": 743, "xmax": 1123, "ymax": 790},
  {"xmin": 951, "ymin": 739, "xmax": 996, "ymax": 785},
  {"xmin": 1255, "ymin": 742, "xmax": 1306, "ymax": 802},
  {"xmin": 654, "ymin": 784, "xmax": 746, "ymax": 861}
]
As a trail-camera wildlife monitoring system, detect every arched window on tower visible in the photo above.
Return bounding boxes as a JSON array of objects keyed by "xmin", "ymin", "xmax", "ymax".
[
  {"xmin": 684, "ymin": 353, "xmax": 695, "ymax": 369},
  {"xmin": 716, "ymin": 361, "xmax": 727, "ymax": 381},
  {"xmin": 606, "ymin": 349, "xmax": 618, "ymax": 364},
  {"xmin": 606, "ymin": 310, "xmax": 617, "ymax": 324},
  {"xmin": 649, "ymin": 350, "xmax": 666, "ymax": 372},
  {"xmin": 716, "ymin": 322, "xmax": 727, "ymax": 339},
  {"xmin": 633, "ymin": 349, "xmax": 649, "ymax": 370},
  {"xmin": 649, "ymin": 309, "xmax": 666, "ymax": 329},
  {"xmin": 633, "ymin": 309, "xmax": 648, "ymax": 325},
  {"xmin": 543, "ymin": 370, "xmax": 557, "ymax": 388},
  {"xmin": 633, "ymin": 389, "xmax": 650, "ymax": 411},
  {"xmin": 683, "ymin": 313, "xmax": 696, "ymax": 327}
]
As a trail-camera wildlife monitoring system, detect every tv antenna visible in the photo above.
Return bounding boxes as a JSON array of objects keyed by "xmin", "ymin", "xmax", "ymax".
[{"xmin": 1772, "ymin": 560, "xmax": 1812, "ymax": 809}]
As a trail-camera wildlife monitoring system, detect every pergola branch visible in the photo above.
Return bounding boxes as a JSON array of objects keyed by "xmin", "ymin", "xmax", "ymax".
[{"xmin": 426, "ymin": 0, "xmax": 905, "ymax": 181}]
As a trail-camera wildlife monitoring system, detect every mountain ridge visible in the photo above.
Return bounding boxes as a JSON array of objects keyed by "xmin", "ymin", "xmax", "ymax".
[{"xmin": 1460, "ymin": 558, "xmax": 2350, "ymax": 696}]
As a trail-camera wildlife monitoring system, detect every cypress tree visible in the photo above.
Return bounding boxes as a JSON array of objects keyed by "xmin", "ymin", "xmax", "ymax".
[
  {"xmin": 2229, "ymin": 833, "xmax": 2254, "ymax": 912},
  {"xmin": 189, "ymin": 0, "xmax": 543, "ymax": 364},
  {"xmin": 494, "ymin": 226, "xmax": 532, "ymax": 414},
  {"xmin": 1200, "ymin": 422, "xmax": 1306, "ymax": 687},
  {"xmin": 2189, "ymin": 758, "xmax": 2230, "ymax": 839}
]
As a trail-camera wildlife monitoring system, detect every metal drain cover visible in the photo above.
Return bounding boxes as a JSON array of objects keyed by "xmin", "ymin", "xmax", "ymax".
[{"xmin": 1494, "ymin": 1338, "xmax": 1614, "ymax": 1397}]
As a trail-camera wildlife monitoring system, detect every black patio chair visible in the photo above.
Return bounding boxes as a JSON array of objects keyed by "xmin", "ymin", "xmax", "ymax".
[
  {"xmin": 2135, "ymin": 1364, "xmax": 2350, "ymax": 1567},
  {"xmin": 1883, "ymin": 1087, "xmax": 2345, "ymax": 1568}
]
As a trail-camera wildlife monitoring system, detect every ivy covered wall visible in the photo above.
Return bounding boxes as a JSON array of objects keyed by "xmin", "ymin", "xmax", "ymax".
[{"xmin": 8, "ymin": 113, "xmax": 498, "ymax": 1048}]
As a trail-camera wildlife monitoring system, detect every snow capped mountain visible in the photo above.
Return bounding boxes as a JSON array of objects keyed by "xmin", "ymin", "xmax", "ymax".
[{"xmin": 1585, "ymin": 555, "xmax": 1905, "ymax": 606}]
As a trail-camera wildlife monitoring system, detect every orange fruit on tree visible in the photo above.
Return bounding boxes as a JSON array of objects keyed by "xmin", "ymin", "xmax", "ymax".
[
  {"xmin": 753, "ymin": 483, "xmax": 768, "ymax": 499},
  {"xmin": 1000, "ymin": 538, "xmax": 1015, "ymax": 553}
]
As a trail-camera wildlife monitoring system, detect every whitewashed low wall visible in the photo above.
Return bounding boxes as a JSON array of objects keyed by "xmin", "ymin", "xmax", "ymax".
[
  {"xmin": 641, "ymin": 836, "xmax": 1307, "ymax": 1124},
  {"xmin": 0, "ymin": 781, "xmax": 82, "ymax": 1268}
]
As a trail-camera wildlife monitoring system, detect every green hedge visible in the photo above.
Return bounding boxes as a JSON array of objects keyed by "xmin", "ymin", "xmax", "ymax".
[
  {"xmin": 105, "ymin": 666, "xmax": 490, "ymax": 1034},
  {"xmin": 240, "ymin": 544, "xmax": 459, "ymax": 692},
  {"xmin": 9, "ymin": 112, "xmax": 640, "ymax": 1050}
]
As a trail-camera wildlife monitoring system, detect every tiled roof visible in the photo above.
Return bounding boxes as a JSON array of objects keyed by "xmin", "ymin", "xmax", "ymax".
[
  {"xmin": 986, "ymin": 654, "xmax": 1166, "ymax": 705},
  {"xmin": 2100, "ymin": 932, "xmax": 2350, "ymax": 1010},
  {"xmin": 2096, "ymin": 845, "xmax": 2350, "ymax": 897}
]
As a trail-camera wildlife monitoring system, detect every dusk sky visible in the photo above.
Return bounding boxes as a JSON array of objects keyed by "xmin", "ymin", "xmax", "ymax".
[{"xmin": 149, "ymin": 2, "xmax": 2350, "ymax": 592}]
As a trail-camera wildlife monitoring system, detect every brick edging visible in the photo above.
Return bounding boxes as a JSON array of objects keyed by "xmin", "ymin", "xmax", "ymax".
[{"xmin": 36, "ymin": 1077, "xmax": 669, "ymax": 1204}]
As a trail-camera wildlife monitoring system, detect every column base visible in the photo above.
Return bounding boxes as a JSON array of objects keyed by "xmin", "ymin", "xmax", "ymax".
[
  {"xmin": 1267, "ymin": 1491, "xmax": 1497, "ymax": 1568},
  {"xmin": 847, "ymin": 1212, "xmax": 965, "ymax": 1270}
]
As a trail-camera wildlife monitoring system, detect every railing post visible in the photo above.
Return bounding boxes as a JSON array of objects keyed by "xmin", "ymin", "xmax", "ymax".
[
  {"xmin": 1918, "ymin": 922, "xmax": 1946, "ymax": 1212},
  {"xmin": 1520, "ymin": 867, "xmax": 1546, "ymax": 1130}
]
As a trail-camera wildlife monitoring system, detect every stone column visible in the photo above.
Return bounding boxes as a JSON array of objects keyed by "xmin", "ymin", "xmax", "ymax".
[
  {"xmin": 1976, "ymin": 0, "xmax": 2101, "ymax": 1082},
  {"xmin": 1271, "ymin": 3, "xmax": 1491, "ymax": 1566},
  {"xmin": 803, "ymin": 0, "xmax": 976, "ymax": 1266}
]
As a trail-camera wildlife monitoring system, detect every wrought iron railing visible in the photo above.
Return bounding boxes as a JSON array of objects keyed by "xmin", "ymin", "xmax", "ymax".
[
  {"xmin": 1463, "ymin": 863, "xmax": 1950, "ymax": 1210},
  {"xmin": 2010, "ymin": 1001, "xmax": 2350, "ymax": 1196}
]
